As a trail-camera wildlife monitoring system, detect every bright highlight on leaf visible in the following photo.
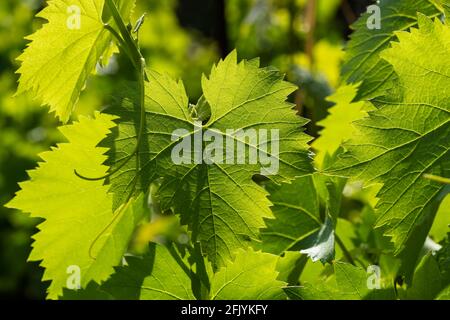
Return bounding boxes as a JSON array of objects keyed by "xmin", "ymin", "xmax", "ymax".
[
  {"xmin": 7, "ymin": 113, "xmax": 147, "ymax": 299},
  {"xmin": 341, "ymin": 0, "xmax": 443, "ymax": 100},
  {"xmin": 16, "ymin": 0, "xmax": 134, "ymax": 122},
  {"xmin": 312, "ymin": 84, "xmax": 372, "ymax": 167},
  {"xmin": 330, "ymin": 15, "xmax": 450, "ymax": 255}
]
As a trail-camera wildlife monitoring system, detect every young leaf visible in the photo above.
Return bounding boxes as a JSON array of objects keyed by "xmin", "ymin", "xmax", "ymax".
[
  {"xmin": 102, "ymin": 244, "xmax": 196, "ymax": 300},
  {"xmin": 104, "ymin": 51, "xmax": 313, "ymax": 268},
  {"xmin": 342, "ymin": 0, "xmax": 442, "ymax": 100},
  {"xmin": 329, "ymin": 16, "xmax": 450, "ymax": 256},
  {"xmin": 16, "ymin": 0, "xmax": 134, "ymax": 122},
  {"xmin": 7, "ymin": 113, "xmax": 147, "ymax": 299},
  {"xmin": 209, "ymin": 248, "xmax": 287, "ymax": 300}
]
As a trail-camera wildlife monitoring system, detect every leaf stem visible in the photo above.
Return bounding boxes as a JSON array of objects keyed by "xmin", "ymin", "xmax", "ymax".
[
  {"xmin": 423, "ymin": 174, "xmax": 450, "ymax": 184},
  {"xmin": 167, "ymin": 243, "xmax": 193, "ymax": 281},
  {"xmin": 105, "ymin": 0, "xmax": 142, "ymax": 69},
  {"xmin": 75, "ymin": 0, "xmax": 147, "ymax": 185},
  {"xmin": 103, "ymin": 24, "xmax": 134, "ymax": 66},
  {"xmin": 183, "ymin": 242, "xmax": 211, "ymax": 300},
  {"xmin": 335, "ymin": 234, "xmax": 356, "ymax": 266},
  {"xmin": 124, "ymin": 57, "xmax": 146, "ymax": 202}
]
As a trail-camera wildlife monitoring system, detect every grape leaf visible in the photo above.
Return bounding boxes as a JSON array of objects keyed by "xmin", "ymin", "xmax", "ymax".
[
  {"xmin": 437, "ymin": 285, "xmax": 450, "ymax": 300},
  {"xmin": 7, "ymin": 113, "xmax": 147, "ymax": 299},
  {"xmin": 401, "ymin": 253, "xmax": 443, "ymax": 300},
  {"xmin": 329, "ymin": 15, "xmax": 450, "ymax": 255},
  {"xmin": 260, "ymin": 175, "xmax": 322, "ymax": 254},
  {"xmin": 103, "ymin": 246, "xmax": 286, "ymax": 300},
  {"xmin": 284, "ymin": 283, "xmax": 339, "ymax": 300},
  {"xmin": 102, "ymin": 244, "xmax": 196, "ymax": 300},
  {"xmin": 342, "ymin": 0, "xmax": 442, "ymax": 100},
  {"xmin": 286, "ymin": 262, "xmax": 367, "ymax": 300},
  {"xmin": 430, "ymin": 195, "xmax": 450, "ymax": 242},
  {"xmin": 335, "ymin": 262, "xmax": 396, "ymax": 300},
  {"xmin": 60, "ymin": 282, "xmax": 112, "ymax": 300},
  {"xmin": 275, "ymin": 251, "xmax": 306, "ymax": 286},
  {"xmin": 260, "ymin": 174, "xmax": 345, "ymax": 263},
  {"xmin": 16, "ymin": 0, "xmax": 134, "ymax": 122},
  {"xmin": 437, "ymin": 233, "xmax": 450, "ymax": 285},
  {"xmin": 395, "ymin": 201, "xmax": 440, "ymax": 284},
  {"xmin": 209, "ymin": 248, "xmax": 287, "ymax": 300},
  {"xmin": 288, "ymin": 261, "xmax": 395, "ymax": 300},
  {"xmin": 334, "ymin": 261, "xmax": 369, "ymax": 300},
  {"xmin": 312, "ymin": 84, "xmax": 371, "ymax": 167},
  {"xmin": 104, "ymin": 51, "xmax": 313, "ymax": 268}
]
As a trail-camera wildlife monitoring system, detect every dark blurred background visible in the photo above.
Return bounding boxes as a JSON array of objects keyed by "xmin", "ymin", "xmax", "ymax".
[{"xmin": 0, "ymin": 0, "xmax": 374, "ymax": 299}]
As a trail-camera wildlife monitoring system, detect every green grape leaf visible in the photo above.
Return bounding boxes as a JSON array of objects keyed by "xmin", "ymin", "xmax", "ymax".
[
  {"xmin": 7, "ymin": 113, "xmax": 147, "ymax": 299},
  {"xmin": 102, "ymin": 244, "xmax": 196, "ymax": 300},
  {"xmin": 275, "ymin": 252, "xmax": 306, "ymax": 286},
  {"xmin": 260, "ymin": 174, "xmax": 345, "ymax": 263},
  {"xmin": 395, "ymin": 202, "xmax": 439, "ymax": 285},
  {"xmin": 60, "ymin": 282, "xmax": 112, "ymax": 300},
  {"xmin": 437, "ymin": 285, "xmax": 450, "ymax": 300},
  {"xmin": 437, "ymin": 233, "xmax": 450, "ymax": 285},
  {"xmin": 335, "ymin": 262, "xmax": 396, "ymax": 300},
  {"xmin": 260, "ymin": 175, "xmax": 322, "ymax": 254},
  {"xmin": 299, "ymin": 217, "xmax": 335, "ymax": 264},
  {"xmin": 312, "ymin": 84, "xmax": 372, "ymax": 167},
  {"xmin": 209, "ymin": 248, "xmax": 287, "ymax": 300},
  {"xmin": 287, "ymin": 263, "xmax": 369, "ymax": 301},
  {"xmin": 288, "ymin": 262, "xmax": 395, "ymax": 300},
  {"xmin": 284, "ymin": 283, "xmax": 339, "ymax": 300},
  {"xmin": 334, "ymin": 261, "xmax": 369, "ymax": 300},
  {"xmin": 430, "ymin": 195, "xmax": 450, "ymax": 242},
  {"xmin": 402, "ymin": 253, "xmax": 443, "ymax": 300},
  {"xmin": 104, "ymin": 51, "xmax": 313, "ymax": 268},
  {"xmin": 16, "ymin": 0, "xmax": 134, "ymax": 122},
  {"xmin": 329, "ymin": 15, "xmax": 450, "ymax": 255},
  {"xmin": 342, "ymin": 0, "xmax": 442, "ymax": 100}
]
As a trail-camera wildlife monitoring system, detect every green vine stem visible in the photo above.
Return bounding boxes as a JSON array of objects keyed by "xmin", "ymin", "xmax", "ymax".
[
  {"xmin": 105, "ymin": 0, "xmax": 142, "ymax": 68},
  {"xmin": 423, "ymin": 174, "xmax": 450, "ymax": 185},
  {"xmin": 75, "ymin": 0, "xmax": 148, "ymax": 259},
  {"xmin": 335, "ymin": 234, "xmax": 356, "ymax": 266},
  {"xmin": 74, "ymin": 0, "xmax": 147, "ymax": 185}
]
